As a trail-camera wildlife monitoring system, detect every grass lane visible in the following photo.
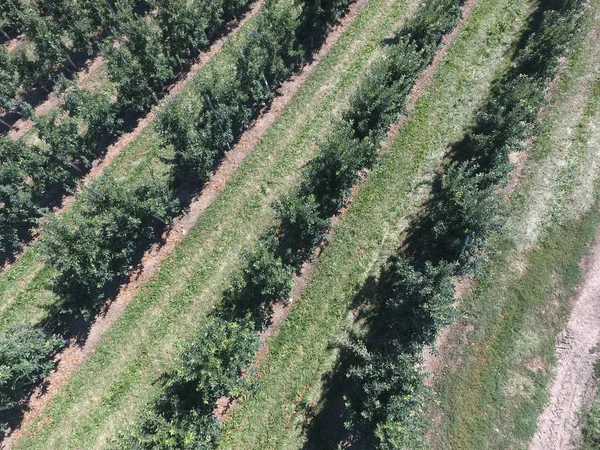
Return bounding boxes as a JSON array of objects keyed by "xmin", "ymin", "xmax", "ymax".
[
  {"xmin": 12, "ymin": 0, "xmax": 423, "ymax": 447},
  {"xmin": 217, "ymin": 0, "xmax": 536, "ymax": 447},
  {"xmin": 426, "ymin": 3, "xmax": 600, "ymax": 447}
]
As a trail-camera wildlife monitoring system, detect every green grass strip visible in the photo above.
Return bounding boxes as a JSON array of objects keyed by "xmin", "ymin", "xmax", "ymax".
[
  {"xmin": 12, "ymin": 0, "xmax": 421, "ymax": 447},
  {"xmin": 217, "ymin": 0, "xmax": 536, "ymax": 447},
  {"xmin": 427, "ymin": 3, "xmax": 600, "ymax": 447}
]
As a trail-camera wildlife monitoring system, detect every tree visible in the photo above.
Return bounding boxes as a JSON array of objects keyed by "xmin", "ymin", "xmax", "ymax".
[
  {"xmin": 37, "ymin": 176, "xmax": 178, "ymax": 311},
  {"xmin": 0, "ymin": 323, "xmax": 64, "ymax": 410},
  {"xmin": 236, "ymin": 236, "xmax": 294, "ymax": 322},
  {"xmin": 273, "ymin": 191, "xmax": 330, "ymax": 266},
  {"xmin": 302, "ymin": 122, "xmax": 376, "ymax": 217},
  {"xmin": 103, "ymin": 17, "xmax": 173, "ymax": 113},
  {"xmin": 115, "ymin": 317, "xmax": 258, "ymax": 449}
]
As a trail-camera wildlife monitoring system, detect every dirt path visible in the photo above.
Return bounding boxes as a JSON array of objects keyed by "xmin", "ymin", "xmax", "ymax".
[
  {"xmin": 0, "ymin": 1, "xmax": 264, "ymax": 277},
  {"xmin": 2, "ymin": 0, "xmax": 372, "ymax": 447},
  {"xmin": 528, "ymin": 230, "xmax": 600, "ymax": 450},
  {"xmin": 216, "ymin": 0, "xmax": 479, "ymax": 422}
]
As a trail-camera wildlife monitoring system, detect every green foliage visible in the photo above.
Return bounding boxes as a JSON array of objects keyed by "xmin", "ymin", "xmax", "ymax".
[
  {"xmin": 0, "ymin": 46, "xmax": 20, "ymax": 112},
  {"xmin": 378, "ymin": 259, "xmax": 456, "ymax": 347},
  {"xmin": 273, "ymin": 191, "xmax": 330, "ymax": 266},
  {"xmin": 63, "ymin": 84, "xmax": 122, "ymax": 140},
  {"xmin": 115, "ymin": 317, "xmax": 258, "ymax": 449},
  {"xmin": 341, "ymin": 0, "xmax": 588, "ymax": 447},
  {"xmin": 409, "ymin": 162, "xmax": 502, "ymax": 271},
  {"xmin": 158, "ymin": 66, "xmax": 249, "ymax": 180},
  {"xmin": 403, "ymin": 0, "xmax": 461, "ymax": 56},
  {"xmin": 154, "ymin": 0, "xmax": 213, "ymax": 67},
  {"xmin": 1, "ymin": 0, "xmax": 255, "ymax": 258},
  {"xmin": 0, "ymin": 324, "xmax": 64, "ymax": 410},
  {"xmin": 231, "ymin": 236, "xmax": 294, "ymax": 323},
  {"xmin": 37, "ymin": 176, "xmax": 178, "ymax": 311},
  {"xmin": 342, "ymin": 260, "xmax": 454, "ymax": 448},
  {"xmin": 236, "ymin": 1, "xmax": 302, "ymax": 104},
  {"xmin": 0, "ymin": 136, "xmax": 57, "ymax": 254},
  {"xmin": 345, "ymin": 38, "xmax": 422, "ymax": 141},
  {"xmin": 302, "ymin": 122, "xmax": 376, "ymax": 216},
  {"xmin": 116, "ymin": 409, "xmax": 220, "ymax": 450},
  {"xmin": 0, "ymin": 0, "xmax": 138, "ymax": 110},
  {"xmin": 344, "ymin": 347, "xmax": 427, "ymax": 449},
  {"xmin": 103, "ymin": 18, "xmax": 174, "ymax": 113},
  {"xmin": 515, "ymin": 0, "xmax": 583, "ymax": 80},
  {"xmin": 160, "ymin": 0, "xmax": 304, "ymax": 179},
  {"xmin": 297, "ymin": 0, "xmax": 349, "ymax": 45}
]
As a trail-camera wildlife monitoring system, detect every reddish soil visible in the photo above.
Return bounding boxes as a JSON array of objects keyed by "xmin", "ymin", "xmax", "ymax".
[
  {"xmin": 5, "ymin": 36, "xmax": 24, "ymax": 54},
  {"xmin": 528, "ymin": 230, "xmax": 600, "ymax": 450}
]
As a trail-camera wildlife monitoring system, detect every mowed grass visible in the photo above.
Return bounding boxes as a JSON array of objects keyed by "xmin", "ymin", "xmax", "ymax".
[
  {"xmin": 218, "ymin": 0, "xmax": 536, "ymax": 447},
  {"xmin": 12, "ymin": 0, "xmax": 424, "ymax": 447},
  {"xmin": 427, "ymin": 3, "xmax": 600, "ymax": 448}
]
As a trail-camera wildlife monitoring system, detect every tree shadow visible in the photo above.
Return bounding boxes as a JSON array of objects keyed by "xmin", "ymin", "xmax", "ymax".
[{"xmin": 300, "ymin": 0, "xmax": 578, "ymax": 444}]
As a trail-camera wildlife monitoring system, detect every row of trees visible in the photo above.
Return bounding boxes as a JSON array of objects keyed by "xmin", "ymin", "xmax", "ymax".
[
  {"xmin": 338, "ymin": 0, "xmax": 586, "ymax": 448},
  {"xmin": 108, "ymin": 0, "xmax": 353, "ymax": 446},
  {"xmin": 0, "ymin": 0, "xmax": 349, "ymax": 430},
  {"xmin": 0, "ymin": 0, "xmax": 142, "ymax": 114},
  {"xmin": 111, "ymin": 0, "xmax": 471, "ymax": 446},
  {"xmin": 0, "ymin": 0, "xmax": 255, "ymax": 258}
]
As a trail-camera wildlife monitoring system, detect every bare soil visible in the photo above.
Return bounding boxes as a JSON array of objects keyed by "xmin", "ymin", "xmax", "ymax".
[{"xmin": 528, "ymin": 230, "xmax": 600, "ymax": 450}]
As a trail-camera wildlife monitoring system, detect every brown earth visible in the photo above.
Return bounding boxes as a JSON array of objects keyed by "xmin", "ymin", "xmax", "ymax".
[{"xmin": 528, "ymin": 230, "xmax": 600, "ymax": 450}]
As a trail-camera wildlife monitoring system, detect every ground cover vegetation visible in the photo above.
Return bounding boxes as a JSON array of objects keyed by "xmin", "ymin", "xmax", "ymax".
[
  {"xmin": 425, "ymin": 5, "xmax": 600, "ymax": 444},
  {"xmin": 1, "ymin": 0, "xmax": 591, "ymax": 446},
  {"xmin": 0, "ymin": 0, "xmax": 353, "ymax": 438},
  {"xmin": 0, "ymin": 0, "xmax": 259, "ymax": 260},
  {"xmin": 309, "ymin": 0, "xmax": 586, "ymax": 447},
  {"xmin": 109, "ymin": 0, "xmax": 479, "ymax": 446}
]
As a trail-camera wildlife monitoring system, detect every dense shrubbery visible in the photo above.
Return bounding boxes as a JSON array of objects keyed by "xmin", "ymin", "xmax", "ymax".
[
  {"xmin": 115, "ymin": 317, "xmax": 258, "ymax": 449},
  {"xmin": 158, "ymin": 0, "xmax": 304, "ymax": 181},
  {"xmin": 38, "ymin": 176, "xmax": 178, "ymax": 311},
  {"xmin": 0, "ymin": 0, "xmax": 141, "ymax": 110},
  {"xmin": 115, "ymin": 0, "xmax": 469, "ymax": 445},
  {"xmin": 0, "ymin": 324, "xmax": 63, "ymax": 411}
]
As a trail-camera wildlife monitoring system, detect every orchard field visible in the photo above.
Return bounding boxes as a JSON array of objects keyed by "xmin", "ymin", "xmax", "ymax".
[{"xmin": 1, "ymin": 0, "xmax": 599, "ymax": 449}]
